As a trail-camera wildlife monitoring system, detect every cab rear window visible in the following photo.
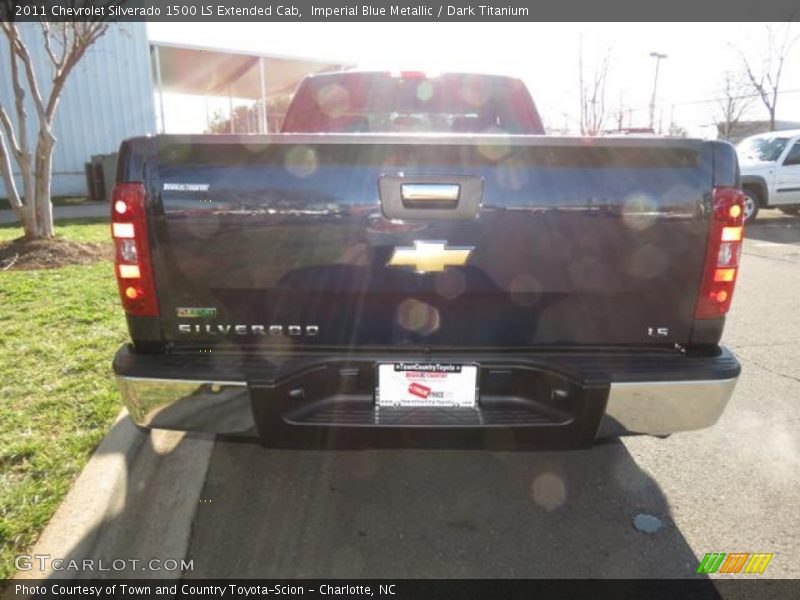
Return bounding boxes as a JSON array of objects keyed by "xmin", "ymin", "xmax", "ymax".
[{"xmin": 281, "ymin": 72, "xmax": 543, "ymax": 135}]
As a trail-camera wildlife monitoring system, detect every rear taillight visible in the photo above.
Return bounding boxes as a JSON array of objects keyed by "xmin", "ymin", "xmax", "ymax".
[
  {"xmin": 694, "ymin": 187, "xmax": 745, "ymax": 319},
  {"xmin": 112, "ymin": 183, "xmax": 159, "ymax": 317}
]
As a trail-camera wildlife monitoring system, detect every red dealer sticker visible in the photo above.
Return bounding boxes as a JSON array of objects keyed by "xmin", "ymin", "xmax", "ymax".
[
  {"xmin": 377, "ymin": 363, "xmax": 478, "ymax": 408},
  {"xmin": 408, "ymin": 382, "xmax": 432, "ymax": 399}
]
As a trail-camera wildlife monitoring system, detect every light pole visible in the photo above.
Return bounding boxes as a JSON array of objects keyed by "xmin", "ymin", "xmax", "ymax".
[{"xmin": 649, "ymin": 52, "xmax": 668, "ymax": 132}]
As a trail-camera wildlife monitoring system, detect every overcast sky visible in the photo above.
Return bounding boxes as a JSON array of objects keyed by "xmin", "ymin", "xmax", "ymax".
[{"xmin": 148, "ymin": 22, "xmax": 800, "ymax": 137}]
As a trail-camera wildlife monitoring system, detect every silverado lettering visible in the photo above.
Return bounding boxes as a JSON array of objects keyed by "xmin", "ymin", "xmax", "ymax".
[{"xmin": 177, "ymin": 324, "xmax": 319, "ymax": 336}]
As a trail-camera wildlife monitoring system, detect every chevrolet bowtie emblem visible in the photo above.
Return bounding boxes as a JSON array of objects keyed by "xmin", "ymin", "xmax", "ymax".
[{"xmin": 387, "ymin": 241, "xmax": 474, "ymax": 273}]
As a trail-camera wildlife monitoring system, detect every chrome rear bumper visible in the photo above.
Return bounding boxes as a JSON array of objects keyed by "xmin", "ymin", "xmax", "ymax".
[
  {"xmin": 598, "ymin": 377, "xmax": 737, "ymax": 437},
  {"xmin": 117, "ymin": 376, "xmax": 254, "ymax": 436},
  {"xmin": 116, "ymin": 364, "xmax": 738, "ymax": 440}
]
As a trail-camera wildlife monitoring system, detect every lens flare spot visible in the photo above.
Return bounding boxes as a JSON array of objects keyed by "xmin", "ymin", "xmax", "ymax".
[
  {"xmin": 416, "ymin": 80, "xmax": 435, "ymax": 102},
  {"xmin": 510, "ymin": 274, "xmax": 543, "ymax": 306},
  {"xmin": 284, "ymin": 146, "xmax": 318, "ymax": 178},
  {"xmin": 477, "ymin": 141, "xmax": 511, "ymax": 162},
  {"xmin": 569, "ymin": 256, "xmax": 610, "ymax": 290},
  {"xmin": 316, "ymin": 83, "xmax": 350, "ymax": 118},
  {"xmin": 531, "ymin": 472, "xmax": 566, "ymax": 511},
  {"xmin": 495, "ymin": 156, "xmax": 528, "ymax": 190},
  {"xmin": 622, "ymin": 194, "xmax": 659, "ymax": 231},
  {"xmin": 460, "ymin": 75, "xmax": 493, "ymax": 108},
  {"xmin": 185, "ymin": 212, "xmax": 221, "ymax": 239},
  {"xmin": 243, "ymin": 141, "xmax": 266, "ymax": 154},
  {"xmin": 626, "ymin": 244, "xmax": 669, "ymax": 279},
  {"xmin": 397, "ymin": 299, "xmax": 440, "ymax": 335},
  {"xmin": 434, "ymin": 270, "xmax": 466, "ymax": 300}
]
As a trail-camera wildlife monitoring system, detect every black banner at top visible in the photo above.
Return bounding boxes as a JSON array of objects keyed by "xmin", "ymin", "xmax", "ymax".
[{"xmin": 4, "ymin": 0, "xmax": 800, "ymax": 22}]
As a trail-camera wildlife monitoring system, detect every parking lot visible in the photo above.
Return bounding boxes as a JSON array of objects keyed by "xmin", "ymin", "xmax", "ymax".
[{"xmin": 22, "ymin": 212, "xmax": 800, "ymax": 580}]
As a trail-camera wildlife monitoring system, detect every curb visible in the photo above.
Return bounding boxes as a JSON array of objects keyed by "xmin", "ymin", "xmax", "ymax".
[{"xmin": 14, "ymin": 411, "xmax": 215, "ymax": 580}]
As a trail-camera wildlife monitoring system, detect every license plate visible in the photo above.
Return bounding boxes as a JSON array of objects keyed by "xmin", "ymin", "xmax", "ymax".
[{"xmin": 376, "ymin": 363, "xmax": 478, "ymax": 408}]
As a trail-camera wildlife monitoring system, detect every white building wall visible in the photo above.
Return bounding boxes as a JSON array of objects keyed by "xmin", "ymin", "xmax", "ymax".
[{"xmin": 0, "ymin": 22, "xmax": 156, "ymax": 198}]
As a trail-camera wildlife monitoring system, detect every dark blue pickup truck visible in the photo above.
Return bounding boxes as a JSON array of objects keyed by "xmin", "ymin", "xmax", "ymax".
[{"xmin": 111, "ymin": 71, "xmax": 743, "ymax": 449}]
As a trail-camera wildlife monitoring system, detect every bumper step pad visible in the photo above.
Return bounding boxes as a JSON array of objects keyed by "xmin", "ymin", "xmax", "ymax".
[{"xmin": 249, "ymin": 361, "xmax": 609, "ymax": 449}]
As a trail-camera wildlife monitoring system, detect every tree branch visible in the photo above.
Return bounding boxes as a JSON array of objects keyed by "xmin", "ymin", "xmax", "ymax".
[
  {"xmin": 3, "ymin": 23, "xmax": 47, "ymax": 123},
  {"xmin": 713, "ymin": 72, "xmax": 752, "ymax": 139},
  {"xmin": 4, "ymin": 33, "xmax": 30, "ymax": 172},
  {"xmin": 735, "ymin": 25, "xmax": 797, "ymax": 129},
  {"xmin": 45, "ymin": 23, "xmax": 110, "ymax": 120},
  {"xmin": 0, "ymin": 104, "xmax": 21, "ymax": 159},
  {"xmin": 0, "ymin": 132, "xmax": 23, "ymax": 213},
  {"xmin": 39, "ymin": 22, "xmax": 63, "ymax": 70},
  {"xmin": 740, "ymin": 52, "xmax": 771, "ymax": 109}
]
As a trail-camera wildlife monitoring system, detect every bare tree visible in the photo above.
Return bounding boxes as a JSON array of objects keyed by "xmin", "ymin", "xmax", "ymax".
[
  {"xmin": 667, "ymin": 121, "xmax": 688, "ymax": 138},
  {"xmin": 737, "ymin": 23, "xmax": 797, "ymax": 132},
  {"xmin": 713, "ymin": 72, "xmax": 753, "ymax": 140},
  {"xmin": 579, "ymin": 41, "xmax": 612, "ymax": 136},
  {"xmin": 0, "ymin": 7, "xmax": 114, "ymax": 239},
  {"xmin": 611, "ymin": 92, "xmax": 629, "ymax": 132}
]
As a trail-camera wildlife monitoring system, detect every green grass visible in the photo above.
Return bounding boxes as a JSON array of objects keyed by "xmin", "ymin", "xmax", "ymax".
[
  {"xmin": 0, "ymin": 217, "xmax": 126, "ymax": 579},
  {"xmin": 0, "ymin": 217, "xmax": 110, "ymax": 244}
]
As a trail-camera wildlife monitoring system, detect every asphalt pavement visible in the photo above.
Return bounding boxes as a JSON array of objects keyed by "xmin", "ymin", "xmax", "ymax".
[{"xmin": 19, "ymin": 211, "xmax": 800, "ymax": 580}]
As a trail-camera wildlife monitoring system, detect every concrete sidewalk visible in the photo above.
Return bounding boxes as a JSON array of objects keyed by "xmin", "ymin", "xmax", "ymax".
[
  {"xmin": 0, "ymin": 203, "xmax": 108, "ymax": 225},
  {"xmin": 15, "ymin": 412, "xmax": 215, "ymax": 580}
]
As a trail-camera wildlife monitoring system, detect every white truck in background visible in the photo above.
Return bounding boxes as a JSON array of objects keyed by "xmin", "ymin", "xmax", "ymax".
[{"xmin": 737, "ymin": 129, "xmax": 800, "ymax": 222}]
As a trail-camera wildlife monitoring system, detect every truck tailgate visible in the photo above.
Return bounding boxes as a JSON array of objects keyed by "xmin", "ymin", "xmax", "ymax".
[{"xmin": 146, "ymin": 135, "xmax": 713, "ymax": 349}]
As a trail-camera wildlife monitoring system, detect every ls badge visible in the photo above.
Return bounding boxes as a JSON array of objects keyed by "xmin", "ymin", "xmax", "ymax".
[{"xmin": 387, "ymin": 241, "xmax": 474, "ymax": 274}]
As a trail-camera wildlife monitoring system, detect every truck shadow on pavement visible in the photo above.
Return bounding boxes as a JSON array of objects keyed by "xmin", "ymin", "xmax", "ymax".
[
  {"xmin": 33, "ymin": 418, "xmax": 707, "ymax": 580},
  {"xmin": 184, "ymin": 436, "xmax": 704, "ymax": 578}
]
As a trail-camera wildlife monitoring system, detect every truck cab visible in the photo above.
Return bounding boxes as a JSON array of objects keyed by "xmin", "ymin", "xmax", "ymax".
[{"xmin": 738, "ymin": 129, "xmax": 800, "ymax": 222}]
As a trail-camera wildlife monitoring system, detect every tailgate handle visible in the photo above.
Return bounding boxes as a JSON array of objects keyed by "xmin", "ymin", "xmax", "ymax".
[
  {"xmin": 380, "ymin": 175, "xmax": 483, "ymax": 220},
  {"xmin": 401, "ymin": 183, "xmax": 460, "ymax": 208}
]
